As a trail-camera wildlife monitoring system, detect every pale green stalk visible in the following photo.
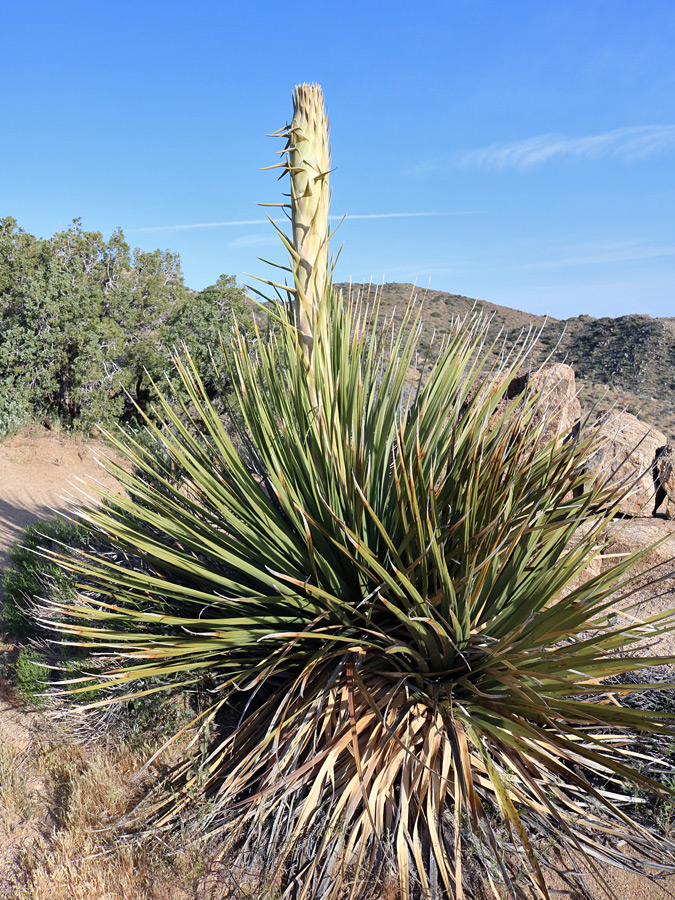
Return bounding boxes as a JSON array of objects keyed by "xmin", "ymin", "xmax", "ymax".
[{"xmin": 285, "ymin": 83, "xmax": 331, "ymax": 362}]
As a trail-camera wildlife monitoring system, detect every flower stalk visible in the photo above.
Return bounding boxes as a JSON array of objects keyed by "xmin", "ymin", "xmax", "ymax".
[{"xmin": 284, "ymin": 83, "xmax": 331, "ymax": 367}]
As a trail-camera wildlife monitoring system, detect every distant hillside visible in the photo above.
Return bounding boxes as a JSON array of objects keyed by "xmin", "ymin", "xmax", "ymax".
[{"xmin": 335, "ymin": 283, "xmax": 675, "ymax": 440}]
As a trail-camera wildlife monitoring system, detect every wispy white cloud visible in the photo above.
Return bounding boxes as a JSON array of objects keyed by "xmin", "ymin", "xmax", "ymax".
[
  {"xmin": 461, "ymin": 125, "xmax": 675, "ymax": 170},
  {"xmin": 521, "ymin": 240, "xmax": 675, "ymax": 269},
  {"xmin": 127, "ymin": 211, "xmax": 466, "ymax": 234}
]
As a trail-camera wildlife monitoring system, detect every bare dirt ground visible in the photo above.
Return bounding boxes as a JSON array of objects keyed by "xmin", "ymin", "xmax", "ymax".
[
  {"xmin": 0, "ymin": 424, "xmax": 123, "ymax": 592},
  {"xmin": 3, "ymin": 425, "xmax": 675, "ymax": 898}
]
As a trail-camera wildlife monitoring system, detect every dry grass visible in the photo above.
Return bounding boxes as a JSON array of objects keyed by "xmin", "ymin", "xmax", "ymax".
[
  {"xmin": 0, "ymin": 688, "xmax": 408, "ymax": 900},
  {"xmin": 0, "ymin": 691, "xmax": 215, "ymax": 900},
  {"xmin": 0, "ymin": 673, "xmax": 365, "ymax": 900},
  {"xmin": 0, "ymin": 744, "xmax": 37, "ymax": 824},
  {"xmin": 10, "ymin": 832, "xmax": 193, "ymax": 900}
]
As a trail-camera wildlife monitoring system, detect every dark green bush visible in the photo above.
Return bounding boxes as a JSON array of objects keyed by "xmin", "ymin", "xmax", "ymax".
[
  {"xmin": 1, "ymin": 520, "xmax": 89, "ymax": 640},
  {"xmin": 2, "ymin": 518, "xmax": 196, "ymax": 742},
  {"xmin": 0, "ymin": 392, "xmax": 31, "ymax": 439},
  {"xmin": 0, "ymin": 217, "xmax": 252, "ymax": 432},
  {"xmin": 13, "ymin": 646, "xmax": 48, "ymax": 709}
]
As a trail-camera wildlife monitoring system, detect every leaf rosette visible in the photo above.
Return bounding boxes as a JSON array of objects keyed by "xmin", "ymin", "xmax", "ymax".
[{"xmin": 38, "ymin": 85, "xmax": 675, "ymax": 900}]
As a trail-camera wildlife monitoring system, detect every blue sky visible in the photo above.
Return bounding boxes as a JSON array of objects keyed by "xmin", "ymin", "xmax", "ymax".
[{"xmin": 2, "ymin": 0, "xmax": 673, "ymax": 319}]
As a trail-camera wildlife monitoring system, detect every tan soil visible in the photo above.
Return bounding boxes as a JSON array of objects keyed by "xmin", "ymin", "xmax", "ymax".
[
  {"xmin": 0, "ymin": 424, "xmax": 123, "ymax": 592},
  {"xmin": 2, "ymin": 426, "xmax": 675, "ymax": 898}
]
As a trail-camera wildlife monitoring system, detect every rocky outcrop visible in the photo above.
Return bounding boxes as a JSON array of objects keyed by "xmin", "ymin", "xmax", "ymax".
[
  {"xmin": 655, "ymin": 446, "xmax": 675, "ymax": 518},
  {"xmin": 584, "ymin": 411, "xmax": 667, "ymax": 517},
  {"xmin": 565, "ymin": 518, "xmax": 675, "ymax": 655},
  {"xmin": 506, "ymin": 364, "xmax": 675, "ymax": 521},
  {"xmin": 507, "ymin": 363, "xmax": 581, "ymax": 446}
]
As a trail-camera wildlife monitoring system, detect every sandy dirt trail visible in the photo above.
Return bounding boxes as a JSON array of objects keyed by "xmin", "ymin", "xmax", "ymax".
[{"xmin": 0, "ymin": 425, "xmax": 123, "ymax": 592}]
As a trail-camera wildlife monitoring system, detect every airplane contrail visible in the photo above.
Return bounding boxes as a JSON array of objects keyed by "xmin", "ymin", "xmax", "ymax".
[
  {"xmin": 127, "ymin": 212, "xmax": 466, "ymax": 233},
  {"xmin": 329, "ymin": 212, "xmax": 462, "ymax": 220}
]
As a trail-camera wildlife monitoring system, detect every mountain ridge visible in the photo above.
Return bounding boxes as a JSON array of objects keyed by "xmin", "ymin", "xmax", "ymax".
[{"xmin": 334, "ymin": 282, "xmax": 675, "ymax": 439}]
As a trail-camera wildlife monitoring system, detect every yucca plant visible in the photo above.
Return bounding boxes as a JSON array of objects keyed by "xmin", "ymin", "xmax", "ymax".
[{"xmin": 38, "ymin": 85, "xmax": 675, "ymax": 900}]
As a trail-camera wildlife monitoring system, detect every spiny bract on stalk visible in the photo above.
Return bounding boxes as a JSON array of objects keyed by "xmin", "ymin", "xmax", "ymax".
[
  {"xmin": 284, "ymin": 83, "xmax": 331, "ymax": 356},
  {"xmin": 37, "ymin": 84, "xmax": 675, "ymax": 900},
  {"xmin": 265, "ymin": 83, "xmax": 333, "ymax": 413}
]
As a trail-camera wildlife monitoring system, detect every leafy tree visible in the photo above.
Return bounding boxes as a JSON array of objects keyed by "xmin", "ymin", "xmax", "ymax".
[
  {"xmin": 177, "ymin": 273, "xmax": 256, "ymax": 400},
  {"xmin": 0, "ymin": 217, "xmax": 251, "ymax": 430},
  {"xmin": 0, "ymin": 218, "xmax": 124, "ymax": 426}
]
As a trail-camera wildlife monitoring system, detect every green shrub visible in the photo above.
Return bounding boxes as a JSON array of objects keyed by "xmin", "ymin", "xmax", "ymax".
[
  {"xmin": 2, "ymin": 520, "xmax": 192, "ymax": 740},
  {"xmin": 1, "ymin": 520, "xmax": 89, "ymax": 640},
  {"xmin": 0, "ymin": 216, "xmax": 251, "ymax": 432},
  {"xmin": 1, "ymin": 520, "xmax": 90, "ymax": 712},
  {"xmin": 13, "ymin": 647, "xmax": 48, "ymax": 708},
  {"xmin": 0, "ymin": 390, "xmax": 31, "ymax": 439}
]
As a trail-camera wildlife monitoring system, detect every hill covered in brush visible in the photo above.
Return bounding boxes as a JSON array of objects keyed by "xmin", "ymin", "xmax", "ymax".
[{"xmin": 336, "ymin": 282, "xmax": 675, "ymax": 439}]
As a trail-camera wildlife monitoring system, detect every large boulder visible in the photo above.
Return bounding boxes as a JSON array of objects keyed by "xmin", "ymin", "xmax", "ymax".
[
  {"xmin": 506, "ymin": 363, "xmax": 581, "ymax": 446},
  {"xmin": 655, "ymin": 446, "xmax": 675, "ymax": 519},
  {"xmin": 584, "ymin": 412, "xmax": 667, "ymax": 517},
  {"xmin": 564, "ymin": 518, "xmax": 675, "ymax": 657},
  {"xmin": 595, "ymin": 520, "xmax": 675, "ymax": 658}
]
